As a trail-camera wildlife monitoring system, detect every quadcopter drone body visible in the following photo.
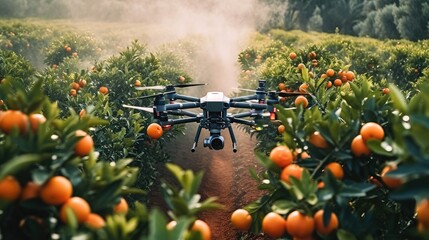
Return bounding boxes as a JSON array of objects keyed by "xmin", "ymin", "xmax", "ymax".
[{"xmin": 123, "ymin": 80, "xmax": 306, "ymax": 152}]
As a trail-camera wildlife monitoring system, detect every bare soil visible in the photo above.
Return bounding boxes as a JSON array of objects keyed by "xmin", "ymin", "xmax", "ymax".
[{"xmin": 148, "ymin": 125, "xmax": 270, "ymax": 240}]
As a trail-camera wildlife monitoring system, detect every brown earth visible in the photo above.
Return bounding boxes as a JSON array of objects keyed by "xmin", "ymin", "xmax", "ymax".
[{"xmin": 148, "ymin": 124, "xmax": 271, "ymax": 240}]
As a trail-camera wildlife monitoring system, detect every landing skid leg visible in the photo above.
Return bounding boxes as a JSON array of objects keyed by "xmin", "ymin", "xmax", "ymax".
[
  {"xmin": 227, "ymin": 125, "xmax": 238, "ymax": 153},
  {"xmin": 191, "ymin": 125, "xmax": 203, "ymax": 152}
]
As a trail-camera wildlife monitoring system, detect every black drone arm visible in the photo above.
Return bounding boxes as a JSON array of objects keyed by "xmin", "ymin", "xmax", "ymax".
[
  {"xmin": 167, "ymin": 110, "xmax": 199, "ymax": 117},
  {"xmin": 173, "ymin": 94, "xmax": 200, "ymax": 102},
  {"xmin": 165, "ymin": 102, "xmax": 200, "ymax": 110},
  {"xmin": 229, "ymin": 102, "xmax": 267, "ymax": 110},
  {"xmin": 161, "ymin": 117, "xmax": 201, "ymax": 126},
  {"xmin": 229, "ymin": 117, "xmax": 255, "ymax": 126},
  {"xmin": 230, "ymin": 94, "xmax": 258, "ymax": 102},
  {"xmin": 229, "ymin": 111, "xmax": 254, "ymax": 118}
]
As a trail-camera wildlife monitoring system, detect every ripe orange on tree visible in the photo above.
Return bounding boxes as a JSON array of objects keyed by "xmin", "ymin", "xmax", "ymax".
[
  {"xmin": 85, "ymin": 213, "xmax": 106, "ymax": 229},
  {"xmin": 416, "ymin": 199, "xmax": 429, "ymax": 227},
  {"xmin": 325, "ymin": 162, "xmax": 344, "ymax": 180},
  {"xmin": 39, "ymin": 176, "xmax": 72, "ymax": 205},
  {"xmin": 0, "ymin": 110, "xmax": 29, "ymax": 134},
  {"xmin": 191, "ymin": 219, "xmax": 211, "ymax": 240},
  {"xmin": 29, "ymin": 113, "xmax": 46, "ymax": 133},
  {"xmin": 277, "ymin": 124, "xmax": 286, "ymax": 134},
  {"xmin": 308, "ymin": 131, "xmax": 329, "ymax": 149},
  {"xmin": 0, "ymin": 176, "xmax": 22, "ymax": 201},
  {"xmin": 60, "ymin": 197, "xmax": 91, "ymax": 223},
  {"xmin": 178, "ymin": 76, "xmax": 186, "ymax": 83},
  {"xmin": 360, "ymin": 122, "xmax": 384, "ymax": 142},
  {"xmin": 134, "ymin": 79, "xmax": 141, "ymax": 87},
  {"xmin": 345, "ymin": 71, "xmax": 355, "ymax": 81},
  {"xmin": 269, "ymin": 145, "xmax": 293, "ymax": 168},
  {"xmin": 281, "ymin": 164, "xmax": 304, "ymax": 184},
  {"xmin": 289, "ymin": 52, "xmax": 297, "ymax": 60},
  {"xmin": 380, "ymin": 164, "xmax": 402, "ymax": 189},
  {"xmin": 74, "ymin": 130, "xmax": 94, "ymax": 157},
  {"xmin": 231, "ymin": 209, "xmax": 252, "ymax": 231},
  {"xmin": 78, "ymin": 79, "xmax": 87, "ymax": 88},
  {"xmin": 326, "ymin": 69, "xmax": 335, "ymax": 77},
  {"xmin": 326, "ymin": 81, "xmax": 333, "ymax": 89},
  {"xmin": 314, "ymin": 210, "xmax": 339, "ymax": 235},
  {"xmin": 351, "ymin": 135, "xmax": 370, "ymax": 157},
  {"xmin": 20, "ymin": 181, "xmax": 41, "ymax": 201},
  {"xmin": 71, "ymin": 82, "xmax": 80, "ymax": 91},
  {"xmin": 114, "ymin": 197, "xmax": 129, "ymax": 214},
  {"xmin": 299, "ymin": 83, "xmax": 309, "ymax": 93},
  {"xmin": 70, "ymin": 89, "xmax": 77, "ymax": 97},
  {"xmin": 333, "ymin": 79, "xmax": 342, "ymax": 87},
  {"xmin": 297, "ymin": 63, "xmax": 305, "ymax": 71},
  {"xmin": 286, "ymin": 210, "xmax": 315, "ymax": 238},
  {"xmin": 278, "ymin": 82, "xmax": 286, "ymax": 91},
  {"xmin": 262, "ymin": 212, "xmax": 286, "ymax": 238},
  {"xmin": 99, "ymin": 86, "xmax": 108, "ymax": 95},
  {"xmin": 308, "ymin": 51, "xmax": 317, "ymax": 59},
  {"xmin": 382, "ymin": 88, "xmax": 390, "ymax": 94},
  {"xmin": 295, "ymin": 96, "xmax": 309, "ymax": 108},
  {"xmin": 147, "ymin": 123, "xmax": 163, "ymax": 140},
  {"xmin": 166, "ymin": 220, "xmax": 177, "ymax": 230}
]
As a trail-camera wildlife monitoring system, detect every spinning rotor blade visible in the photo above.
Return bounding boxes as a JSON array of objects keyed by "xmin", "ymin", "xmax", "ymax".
[
  {"xmin": 128, "ymin": 91, "xmax": 176, "ymax": 100},
  {"xmin": 135, "ymin": 83, "xmax": 207, "ymax": 91},
  {"xmin": 135, "ymin": 86, "xmax": 166, "ymax": 90},
  {"xmin": 122, "ymin": 104, "xmax": 154, "ymax": 113},
  {"xmin": 277, "ymin": 91, "xmax": 309, "ymax": 97},
  {"xmin": 233, "ymin": 87, "xmax": 259, "ymax": 92}
]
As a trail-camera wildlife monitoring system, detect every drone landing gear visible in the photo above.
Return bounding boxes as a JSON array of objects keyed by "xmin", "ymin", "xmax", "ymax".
[
  {"xmin": 227, "ymin": 125, "xmax": 238, "ymax": 153},
  {"xmin": 191, "ymin": 125, "xmax": 203, "ymax": 152}
]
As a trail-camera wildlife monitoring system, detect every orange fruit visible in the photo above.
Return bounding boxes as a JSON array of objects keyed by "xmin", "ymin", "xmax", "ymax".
[
  {"xmin": 381, "ymin": 165, "xmax": 402, "ymax": 189},
  {"xmin": 29, "ymin": 113, "xmax": 46, "ymax": 133},
  {"xmin": 40, "ymin": 176, "xmax": 72, "ymax": 205},
  {"xmin": 72, "ymin": 52, "xmax": 78, "ymax": 57},
  {"xmin": 308, "ymin": 131, "xmax": 329, "ymax": 149},
  {"xmin": 166, "ymin": 220, "xmax": 177, "ymax": 230},
  {"xmin": 345, "ymin": 71, "xmax": 355, "ymax": 81},
  {"xmin": 20, "ymin": 181, "xmax": 40, "ymax": 200},
  {"xmin": 311, "ymin": 59, "xmax": 318, "ymax": 67},
  {"xmin": 99, "ymin": 86, "xmax": 108, "ymax": 95},
  {"xmin": 297, "ymin": 63, "xmax": 305, "ymax": 71},
  {"xmin": 60, "ymin": 197, "xmax": 91, "ymax": 223},
  {"xmin": 134, "ymin": 80, "xmax": 141, "ymax": 87},
  {"xmin": 114, "ymin": 197, "xmax": 129, "ymax": 214},
  {"xmin": 382, "ymin": 88, "xmax": 390, "ymax": 94},
  {"xmin": 326, "ymin": 69, "xmax": 335, "ymax": 77},
  {"xmin": 278, "ymin": 82, "xmax": 286, "ymax": 91},
  {"xmin": 0, "ymin": 176, "xmax": 22, "ymax": 201},
  {"xmin": 0, "ymin": 110, "xmax": 29, "ymax": 134},
  {"xmin": 262, "ymin": 212, "xmax": 286, "ymax": 238},
  {"xmin": 326, "ymin": 81, "xmax": 333, "ymax": 89},
  {"xmin": 333, "ymin": 79, "xmax": 342, "ymax": 87},
  {"xmin": 360, "ymin": 122, "xmax": 384, "ymax": 142},
  {"xmin": 71, "ymin": 82, "xmax": 80, "ymax": 90},
  {"xmin": 314, "ymin": 210, "xmax": 339, "ymax": 235},
  {"xmin": 78, "ymin": 79, "xmax": 87, "ymax": 88},
  {"xmin": 281, "ymin": 164, "xmax": 304, "ymax": 184},
  {"xmin": 85, "ymin": 213, "xmax": 105, "ymax": 229},
  {"xmin": 191, "ymin": 219, "xmax": 211, "ymax": 240},
  {"xmin": 147, "ymin": 123, "xmax": 163, "ymax": 140},
  {"xmin": 65, "ymin": 46, "xmax": 72, "ymax": 52},
  {"xmin": 269, "ymin": 145, "xmax": 293, "ymax": 168},
  {"xmin": 74, "ymin": 130, "xmax": 94, "ymax": 157},
  {"xmin": 308, "ymin": 51, "xmax": 317, "ymax": 59},
  {"xmin": 295, "ymin": 96, "xmax": 309, "ymax": 108},
  {"xmin": 289, "ymin": 52, "xmax": 297, "ymax": 60},
  {"xmin": 178, "ymin": 76, "xmax": 186, "ymax": 83},
  {"xmin": 351, "ymin": 135, "xmax": 370, "ymax": 157},
  {"xmin": 286, "ymin": 210, "xmax": 315, "ymax": 238},
  {"xmin": 299, "ymin": 83, "xmax": 308, "ymax": 93},
  {"xmin": 277, "ymin": 125, "xmax": 286, "ymax": 134},
  {"xmin": 416, "ymin": 199, "xmax": 429, "ymax": 227},
  {"xmin": 317, "ymin": 181, "xmax": 325, "ymax": 189},
  {"xmin": 70, "ymin": 89, "xmax": 77, "ymax": 97},
  {"xmin": 231, "ymin": 209, "xmax": 252, "ymax": 231},
  {"xmin": 79, "ymin": 109, "xmax": 86, "ymax": 118},
  {"xmin": 325, "ymin": 162, "xmax": 344, "ymax": 180},
  {"xmin": 320, "ymin": 73, "xmax": 328, "ymax": 79}
]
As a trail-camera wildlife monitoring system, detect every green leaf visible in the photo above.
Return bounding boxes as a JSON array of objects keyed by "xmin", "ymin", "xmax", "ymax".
[
  {"xmin": 366, "ymin": 139, "xmax": 395, "ymax": 157},
  {"xmin": 337, "ymin": 229, "xmax": 358, "ymax": 240},
  {"xmin": 0, "ymin": 154, "xmax": 43, "ymax": 179},
  {"xmin": 388, "ymin": 84, "xmax": 408, "ymax": 113},
  {"xmin": 272, "ymin": 200, "xmax": 297, "ymax": 214},
  {"xmin": 147, "ymin": 209, "xmax": 169, "ymax": 240}
]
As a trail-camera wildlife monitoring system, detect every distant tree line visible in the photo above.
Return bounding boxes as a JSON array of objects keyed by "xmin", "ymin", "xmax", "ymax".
[{"xmin": 262, "ymin": 0, "xmax": 429, "ymax": 41}]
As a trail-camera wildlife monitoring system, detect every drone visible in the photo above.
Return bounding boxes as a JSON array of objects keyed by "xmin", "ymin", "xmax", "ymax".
[{"xmin": 123, "ymin": 80, "xmax": 307, "ymax": 152}]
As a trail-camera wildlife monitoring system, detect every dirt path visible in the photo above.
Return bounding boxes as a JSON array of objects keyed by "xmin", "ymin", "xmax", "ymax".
[{"xmin": 148, "ymin": 125, "xmax": 269, "ymax": 240}]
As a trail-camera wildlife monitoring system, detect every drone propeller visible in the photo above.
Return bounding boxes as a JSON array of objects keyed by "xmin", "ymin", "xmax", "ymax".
[
  {"xmin": 135, "ymin": 83, "xmax": 207, "ymax": 91},
  {"xmin": 122, "ymin": 104, "xmax": 154, "ymax": 113},
  {"xmin": 128, "ymin": 91, "xmax": 176, "ymax": 100},
  {"xmin": 277, "ymin": 91, "xmax": 309, "ymax": 97}
]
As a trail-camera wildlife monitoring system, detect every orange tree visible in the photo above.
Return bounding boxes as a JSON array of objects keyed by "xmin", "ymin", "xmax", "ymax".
[{"xmin": 234, "ymin": 35, "xmax": 429, "ymax": 239}]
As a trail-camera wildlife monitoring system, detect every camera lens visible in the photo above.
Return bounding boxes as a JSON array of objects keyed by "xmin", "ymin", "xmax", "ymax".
[{"xmin": 210, "ymin": 136, "xmax": 224, "ymax": 150}]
